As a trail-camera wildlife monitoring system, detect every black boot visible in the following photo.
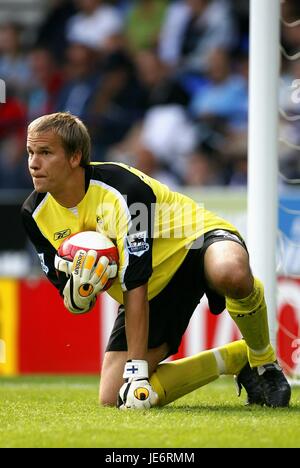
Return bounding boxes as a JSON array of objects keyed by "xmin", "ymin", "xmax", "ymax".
[{"xmin": 235, "ymin": 362, "xmax": 265, "ymax": 405}]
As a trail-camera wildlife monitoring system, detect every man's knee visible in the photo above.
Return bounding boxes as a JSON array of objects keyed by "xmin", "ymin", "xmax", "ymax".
[
  {"xmin": 99, "ymin": 378, "xmax": 122, "ymax": 407},
  {"xmin": 205, "ymin": 242, "xmax": 253, "ymax": 298},
  {"xmin": 99, "ymin": 391, "xmax": 117, "ymax": 407},
  {"xmin": 215, "ymin": 260, "xmax": 253, "ymax": 298},
  {"xmin": 99, "ymin": 351, "xmax": 127, "ymax": 407}
]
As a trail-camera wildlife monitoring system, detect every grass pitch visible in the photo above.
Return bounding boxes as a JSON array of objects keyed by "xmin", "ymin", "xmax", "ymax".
[{"xmin": 0, "ymin": 375, "xmax": 299, "ymax": 448}]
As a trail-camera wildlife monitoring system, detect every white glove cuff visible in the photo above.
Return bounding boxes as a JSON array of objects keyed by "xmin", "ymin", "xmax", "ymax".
[
  {"xmin": 54, "ymin": 254, "xmax": 72, "ymax": 276},
  {"xmin": 123, "ymin": 360, "xmax": 149, "ymax": 380}
]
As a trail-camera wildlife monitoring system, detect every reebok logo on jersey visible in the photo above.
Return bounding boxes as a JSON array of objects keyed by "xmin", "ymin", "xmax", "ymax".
[
  {"xmin": 54, "ymin": 229, "xmax": 71, "ymax": 241},
  {"xmin": 126, "ymin": 231, "xmax": 149, "ymax": 257}
]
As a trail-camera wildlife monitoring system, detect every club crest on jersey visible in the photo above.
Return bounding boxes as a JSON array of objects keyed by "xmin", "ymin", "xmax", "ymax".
[
  {"xmin": 126, "ymin": 231, "xmax": 149, "ymax": 257},
  {"xmin": 54, "ymin": 229, "xmax": 71, "ymax": 241}
]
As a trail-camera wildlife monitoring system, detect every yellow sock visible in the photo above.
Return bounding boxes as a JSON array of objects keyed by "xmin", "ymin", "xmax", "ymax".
[
  {"xmin": 226, "ymin": 277, "xmax": 276, "ymax": 367},
  {"xmin": 150, "ymin": 340, "xmax": 247, "ymax": 407},
  {"xmin": 218, "ymin": 340, "xmax": 248, "ymax": 375}
]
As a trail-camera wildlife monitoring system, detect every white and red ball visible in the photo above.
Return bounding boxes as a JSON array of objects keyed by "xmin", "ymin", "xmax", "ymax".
[{"xmin": 57, "ymin": 231, "xmax": 119, "ymax": 290}]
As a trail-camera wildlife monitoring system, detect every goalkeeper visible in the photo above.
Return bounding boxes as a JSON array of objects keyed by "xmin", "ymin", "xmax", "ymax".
[{"xmin": 22, "ymin": 112, "xmax": 291, "ymax": 409}]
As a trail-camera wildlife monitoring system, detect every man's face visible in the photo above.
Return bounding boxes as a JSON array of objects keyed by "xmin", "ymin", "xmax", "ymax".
[{"xmin": 27, "ymin": 130, "xmax": 73, "ymax": 195}]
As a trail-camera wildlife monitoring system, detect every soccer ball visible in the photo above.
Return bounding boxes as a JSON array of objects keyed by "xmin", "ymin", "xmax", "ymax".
[{"xmin": 57, "ymin": 231, "xmax": 119, "ymax": 290}]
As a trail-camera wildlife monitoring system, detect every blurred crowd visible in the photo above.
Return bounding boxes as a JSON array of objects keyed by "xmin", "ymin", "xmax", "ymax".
[{"xmin": 0, "ymin": 0, "xmax": 300, "ymax": 190}]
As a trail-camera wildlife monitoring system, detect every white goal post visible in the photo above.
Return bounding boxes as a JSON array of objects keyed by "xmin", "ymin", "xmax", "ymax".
[{"xmin": 247, "ymin": 0, "xmax": 281, "ymax": 347}]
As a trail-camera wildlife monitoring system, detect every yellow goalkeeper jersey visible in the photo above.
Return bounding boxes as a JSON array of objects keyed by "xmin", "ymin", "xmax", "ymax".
[{"xmin": 22, "ymin": 162, "xmax": 238, "ymax": 304}]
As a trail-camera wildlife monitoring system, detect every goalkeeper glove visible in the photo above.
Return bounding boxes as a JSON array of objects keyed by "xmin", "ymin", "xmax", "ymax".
[
  {"xmin": 117, "ymin": 360, "xmax": 158, "ymax": 410},
  {"xmin": 55, "ymin": 249, "xmax": 116, "ymax": 314}
]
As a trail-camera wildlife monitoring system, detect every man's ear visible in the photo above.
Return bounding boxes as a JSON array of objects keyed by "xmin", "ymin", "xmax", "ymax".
[{"xmin": 69, "ymin": 151, "xmax": 82, "ymax": 168}]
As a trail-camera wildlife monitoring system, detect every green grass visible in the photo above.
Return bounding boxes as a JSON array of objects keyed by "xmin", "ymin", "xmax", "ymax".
[{"xmin": 0, "ymin": 376, "xmax": 299, "ymax": 448}]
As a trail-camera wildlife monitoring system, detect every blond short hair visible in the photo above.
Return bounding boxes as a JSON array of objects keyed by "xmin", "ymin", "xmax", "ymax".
[{"xmin": 28, "ymin": 112, "xmax": 91, "ymax": 167}]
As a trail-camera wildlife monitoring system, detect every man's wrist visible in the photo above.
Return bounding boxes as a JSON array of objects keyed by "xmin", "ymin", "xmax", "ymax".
[{"xmin": 123, "ymin": 359, "xmax": 149, "ymax": 381}]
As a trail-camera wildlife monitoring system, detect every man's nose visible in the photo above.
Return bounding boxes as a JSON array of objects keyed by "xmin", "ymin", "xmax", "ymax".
[{"xmin": 29, "ymin": 153, "xmax": 41, "ymax": 169}]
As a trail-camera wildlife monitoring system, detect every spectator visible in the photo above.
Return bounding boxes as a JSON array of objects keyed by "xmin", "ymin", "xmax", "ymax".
[
  {"xmin": 87, "ymin": 50, "xmax": 147, "ymax": 159},
  {"xmin": 66, "ymin": 0, "xmax": 124, "ymax": 51},
  {"xmin": 56, "ymin": 43, "xmax": 100, "ymax": 118},
  {"xmin": 184, "ymin": 143, "xmax": 223, "ymax": 186},
  {"xmin": 35, "ymin": 0, "xmax": 77, "ymax": 63},
  {"xmin": 135, "ymin": 48, "xmax": 190, "ymax": 108},
  {"xmin": 139, "ymin": 104, "xmax": 198, "ymax": 181},
  {"xmin": 125, "ymin": 0, "xmax": 168, "ymax": 52},
  {"xmin": 107, "ymin": 122, "xmax": 180, "ymax": 189},
  {"xmin": 28, "ymin": 48, "xmax": 64, "ymax": 120},
  {"xmin": 107, "ymin": 104, "xmax": 198, "ymax": 185},
  {"xmin": 190, "ymin": 48, "xmax": 248, "ymax": 132},
  {"xmin": 159, "ymin": 0, "xmax": 237, "ymax": 72},
  {"xmin": 0, "ymin": 23, "xmax": 31, "ymax": 97},
  {"xmin": 281, "ymin": 0, "xmax": 300, "ymax": 56},
  {"xmin": 221, "ymin": 131, "xmax": 248, "ymax": 186},
  {"xmin": 0, "ymin": 89, "xmax": 28, "ymax": 188},
  {"xmin": 111, "ymin": 0, "xmax": 133, "ymax": 16},
  {"xmin": 229, "ymin": 0, "xmax": 249, "ymax": 54},
  {"xmin": 228, "ymin": 157, "xmax": 247, "ymax": 186}
]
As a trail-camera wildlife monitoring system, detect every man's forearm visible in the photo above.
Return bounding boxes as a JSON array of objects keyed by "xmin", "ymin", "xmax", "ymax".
[{"xmin": 124, "ymin": 285, "xmax": 149, "ymax": 360}]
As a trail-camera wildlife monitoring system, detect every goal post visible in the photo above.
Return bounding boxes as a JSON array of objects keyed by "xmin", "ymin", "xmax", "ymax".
[{"xmin": 247, "ymin": 0, "xmax": 281, "ymax": 347}]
